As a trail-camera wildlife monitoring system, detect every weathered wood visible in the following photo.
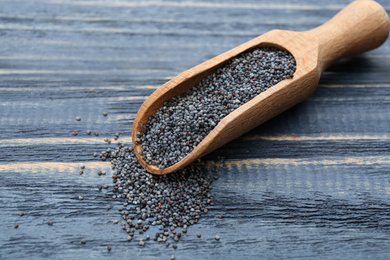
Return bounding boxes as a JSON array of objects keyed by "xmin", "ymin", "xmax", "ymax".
[{"xmin": 1, "ymin": 0, "xmax": 390, "ymax": 259}]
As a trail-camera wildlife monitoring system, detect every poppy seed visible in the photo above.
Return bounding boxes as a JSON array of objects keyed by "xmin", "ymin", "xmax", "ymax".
[
  {"xmin": 139, "ymin": 47, "xmax": 296, "ymax": 169},
  {"xmin": 105, "ymin": 143, "xmax": 215, "ymax": 248}
]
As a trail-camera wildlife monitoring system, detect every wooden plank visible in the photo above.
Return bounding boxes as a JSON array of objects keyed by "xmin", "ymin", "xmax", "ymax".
[{"xmin": 1, "ymin": 0, "xmax": 390, "ymax": 259}]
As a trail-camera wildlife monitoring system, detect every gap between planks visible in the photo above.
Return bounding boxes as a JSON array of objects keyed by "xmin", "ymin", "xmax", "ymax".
[
  {"xmin": 224, "ymin": 156, "xmax": 390, "ymax": 168},
  {"xmin": 2, "ymin": 155, "xmax": 390, "ymax": 173},
  {"xmin": 20, "ymin": 0, "xmax": 348, "ymax": 11},
  {"xmin": 240, "ymin": 134, "xmax": 390, "ymax": 141},
  {"xmin": 3, "ymin": 84, "xmax": 389, "ymax": 92},
  {"xmin": 0, "ymin": 69, "xmax": 167, "ymax": 75},
  {"xmin": 0, "ymin": 137, "xmax": 132, "ymax": 147},
  {"xmin": 0, "ymin": 86, "xmax": 157, "ymax": 91},
  {"xmin": 0, "ymin": 24, "xmax": 261, "ymax": 37},
  {"xmin": 2, "ymin": 134, "xmax": 389, "ymax": 147},
  {"xmin": 0, "ymin": 161, "xmax": 109, "ymax": 173}
]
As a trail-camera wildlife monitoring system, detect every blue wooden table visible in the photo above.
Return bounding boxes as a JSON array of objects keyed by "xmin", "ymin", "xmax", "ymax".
[{"xmin": 1, "ymin": 0, "xmax": 390, "ymax": 259}]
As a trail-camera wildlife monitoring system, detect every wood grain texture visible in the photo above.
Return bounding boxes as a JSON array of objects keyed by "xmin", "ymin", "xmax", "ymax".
[
  {"xmin": 307, "ymin": 0, "xmax": 390, "ymax": 70},
  {"xmin": 1, "ymin": 0, "xmax": 390, "ymax": 259}
]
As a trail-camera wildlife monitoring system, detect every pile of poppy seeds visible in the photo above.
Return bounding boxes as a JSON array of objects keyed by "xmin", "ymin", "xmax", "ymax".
[
  {"xmin": 137, "ymin": 47, "xmax": 296, "ymax": 169},
  {"xmin": 105, "ymin": 143, "xmax": 217, "ymax": 248}
]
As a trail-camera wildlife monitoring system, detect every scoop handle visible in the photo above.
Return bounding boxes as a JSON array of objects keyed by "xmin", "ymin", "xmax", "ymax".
[{"xmin": 306, "ymin": 0, "xmax": 389, "ymax": 72}]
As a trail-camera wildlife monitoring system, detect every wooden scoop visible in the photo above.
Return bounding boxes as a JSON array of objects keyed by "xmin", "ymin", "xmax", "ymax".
[{"xmin": 132, "ymin": 0, "xmax": 389, "ymax": 175}]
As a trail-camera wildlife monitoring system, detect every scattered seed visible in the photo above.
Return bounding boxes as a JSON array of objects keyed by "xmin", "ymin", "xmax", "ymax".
[
  {"xmin": 103, "ymin": 144, "xmax": 214, "ymax": 247},
  {"xmin": 94, "ymin": 131, "xmax": 99, "ymax": 136},
  {"xmin": 79, "ymin": 170, "xmax": 84, "ymax": 175},
  {"xmin": 74, "ymin": 131, "xmax": 78, "ymax": 136},
  {"xmin": 93, "ymin": 152, "xmax": 98, "ymax": 157},
  {"xmin": 76, "ymin": 116, "xmax": 81, "ymax": 121},
  {"xmin": 139, "ymin": 240, "xmax": 145, "ymax": 246},
  {"xmin": 172, "ymin": 244, "xmax": 177, "ymax": 249},
  {"xmin": 106, "ymin": 205, "xmax": 111, "ymax": 210},
  {"xmin": 81, "ymin": 239, "xmax": 86, "ymax": 244},
  {"xmin": 197, "ymin": 233, "xmax": 201, "ymax": 238},
  {"xmin": 14, "ymin": 224, "xmax": 19, "ymax": 228},
  {"xmin": 80, "ymin": 165, "xmax": 85, "ymax": 169},
  {"xmin": 171, "ymin": 255, "xmax": 175, "ymax": 260},
  {"xmin": 215, "ymin": 235, "xmax": 220, "ymax": 241},
  {"xmin": 113, "ymin": 220, "xmax": 119, "ymax": 224},
  {"xmin": 107, "ymin": 246, "xmax": 112, "ymax": 251},
  {"xmin": 103, "ymin": 112, "xmax": 108, "ymax": 117},
  {"xmin": 87, "ymin": 129, "xmax": 92, "ymax": 135},
  {"xmin": 19, "ymin": 211, "xmax": 24, "ymax": 216},
  {"xmin": 78, "ymin": 196, "xmax": 84, "ymax": 200},
  {"xmin": 47, "ymin": 220, "xmax": 53, "ymax": 226}
]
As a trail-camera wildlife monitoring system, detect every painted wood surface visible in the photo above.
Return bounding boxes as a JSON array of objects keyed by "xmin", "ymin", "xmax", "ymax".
[{"xmin": 1, "ymin": 0, "xmax": 390, "ymax": 259}]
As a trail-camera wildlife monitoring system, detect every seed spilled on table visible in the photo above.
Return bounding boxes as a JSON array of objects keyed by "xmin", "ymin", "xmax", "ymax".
[
  {"xmin": 102, "ymin": 142, "xmax": 215, "ymax": 247},
  {"xmin": 80, "ymin": 109, "xmax": 221, "ymax": 247},
  {"xmin": 85, "ymin": 46, "xmax": 294, "ymax": 251},
  {"xmin": 138, "ymin": 47, "xmax": 296, "ymax": 169}
]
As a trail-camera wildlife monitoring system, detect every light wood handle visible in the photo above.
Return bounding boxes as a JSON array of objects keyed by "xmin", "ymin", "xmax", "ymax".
[{"xmin": 306, "ymin": 0, "xmax": 389, "ymax": 72}]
